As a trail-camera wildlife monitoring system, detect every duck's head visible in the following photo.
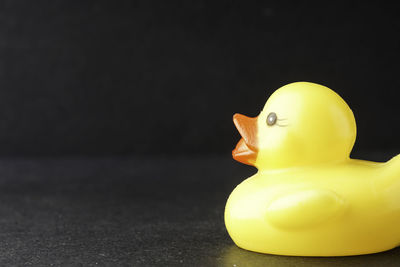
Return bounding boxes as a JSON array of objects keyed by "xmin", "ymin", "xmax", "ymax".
[{"xmin": 232, "ymin": 82, "xmax": 356, "ymax": 170}]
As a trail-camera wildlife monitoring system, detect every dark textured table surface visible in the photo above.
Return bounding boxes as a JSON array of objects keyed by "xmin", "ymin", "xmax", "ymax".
[{"xmin": 1, "ymin": 153, "xmax": 400, "ymax": 266}]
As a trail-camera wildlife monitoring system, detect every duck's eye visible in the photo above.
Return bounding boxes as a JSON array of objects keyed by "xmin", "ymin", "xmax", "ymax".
[{"xmin": 266, "ymin": 112, "xmax": 277, "ymax": 126}]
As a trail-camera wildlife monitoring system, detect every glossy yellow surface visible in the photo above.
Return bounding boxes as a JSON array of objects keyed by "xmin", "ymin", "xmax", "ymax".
[{"xmin": 225, "ymin": 82, "xmax": 400, "ymax": 256}]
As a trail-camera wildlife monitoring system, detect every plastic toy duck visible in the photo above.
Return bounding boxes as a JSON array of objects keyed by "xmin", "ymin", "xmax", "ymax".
[{"xmin": 225, "ymin": 82, "xmax": 400, "ymax": 256}]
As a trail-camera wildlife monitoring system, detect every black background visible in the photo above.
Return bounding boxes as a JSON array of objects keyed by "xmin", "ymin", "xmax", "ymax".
[
  {"xmin": 2, "ymin": 1, "xmax": 400, "ymax": 266},
  {"xmin": 1, "ymin": 1, "xmax": 400, "ymax": 157}
]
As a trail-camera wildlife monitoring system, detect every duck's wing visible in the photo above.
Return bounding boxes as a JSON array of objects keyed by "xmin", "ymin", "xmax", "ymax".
[{"xmin": 266, "ymin": 189, "xmax": 346, "ymax": 229}]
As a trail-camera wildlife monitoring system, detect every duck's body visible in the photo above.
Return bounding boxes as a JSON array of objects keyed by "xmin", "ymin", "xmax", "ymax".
[
  {"xmin": 226, "ymin": 82, "xmax": 400, "ymax": 256},
  {"xmin": 226, "ymin": 157, "xmax": 400, "ymax": 256}
]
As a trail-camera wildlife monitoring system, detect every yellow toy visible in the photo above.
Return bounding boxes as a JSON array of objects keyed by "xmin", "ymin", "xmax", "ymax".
[{"xmin": 225, "ymin": 82, "xmax": 400, "ymax": 256}]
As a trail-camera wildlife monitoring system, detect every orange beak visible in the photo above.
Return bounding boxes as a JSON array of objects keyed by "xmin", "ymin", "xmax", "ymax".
[{"xmin": 232, "ymin": 113, "xmax": 258, "ymax": 166}]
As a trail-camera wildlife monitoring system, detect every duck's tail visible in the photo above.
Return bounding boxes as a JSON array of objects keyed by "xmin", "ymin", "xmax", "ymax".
[
  {"xmin": 384, "ymin": 154, "xmax": 400, "ymax": 172},
  {"xmin": 375, "ymin": 154, "xmax": 400, "ymax": 192}
]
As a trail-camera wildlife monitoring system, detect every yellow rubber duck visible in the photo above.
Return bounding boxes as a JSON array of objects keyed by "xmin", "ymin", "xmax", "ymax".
[{"xmin": 225, "ymin": 82, "xmax": 400, "ymax": 256}]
